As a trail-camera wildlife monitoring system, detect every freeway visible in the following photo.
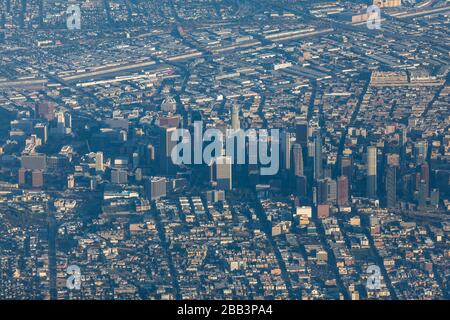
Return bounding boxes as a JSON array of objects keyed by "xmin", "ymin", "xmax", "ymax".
[
  {"xmin": 0, "ymin": 78, "xmax": 47, "ymax": 89},
  {"xmin": 60, "ymin": 60, "xmax": 157, "ymax": 82},
  {"xmin": 394, "ymin": 4, "xmax": 450, "ymax": 19}
]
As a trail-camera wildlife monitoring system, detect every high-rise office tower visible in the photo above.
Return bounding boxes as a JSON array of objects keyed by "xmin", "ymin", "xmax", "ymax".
[
  {"xmin": 435, "ymin": 170, "xmax": 449, "ymax": 197},
  {"xmin": 56, "ymin": 112, "xmax": 66, "ymax": 135},
  {"xmin": 402, "ymin": 174, "xmax": 414, "ymax": 202},
  {"xmin": 323, "ymin": 165, "xmax": 332, "ymax": 180},
  {"xmin": 317, "ymin": 179, "xmax": 328, "ymax": 205},
  {"xmin": 327, "ymin": 179, "xmax": 337, "ymax": 204},
  {"xmin": 414, "ymin": 172, "xmax": 421, "ymax": 192},
  {"xmin": 132, "ymin": 152, "xmax": 139, "ymax": 169},
  {"xmin": 64, "ymin": 113, "xmax": 72, "ymax": 132},
  {"xmin": 145, "ymin": 144, "xmax": 155, "ymax": 167},
  {"xmin": 420, "ymin": 162, "xmax": 430, "ymax": 198},
  {"xmin": 296, "ymin": 175, "xmax": 307, "ymax": 200},
  {"xmin": 159, "ymin": 126, "xmax": 178, "ymax": 174},
  {"xmin": 18, "ymin": 168, "xmax": 27, "ymax": 186},
  {"xmin": 206, "ymin": 190, "xmax": 225, "ymax": 204},
  {"xmin": 212, "ymin": 156, "xmax": 232, "ymax": 191},
  {"xmin": 295, "ymin": 121, "xmax": 308, "ymax": 148},
  {"xmin": 385, "ymin": 165, "xmax": 397, "ymax": 208},
  {"xmin": 95, "ymin": 152, "xmax": 104, "ymax": 172},
  {"xmin": 430, "ymin": 189, "xmax": 439, "ymax": 208},
  {"xmin": 317, "ymin": 179, "xmax": 336, "ymax": 205},
  {"xmin": 34, "ymin": 123, "xmax": 47, "ymax": 144},
  {"xmin": 144, "ymin": 177, "xmax": 167, "ymax": 200},
  {"xmin": 293, "ymin": 143, "xmax": 304, "ymax": 177},
  {"xmin": 135, "ymin": 168, "xmax": 143, "ymax": 182},
  {"xmin": 111, "ymin": 169, "xmax": 128, "ymax": 185},
  {"xmin": 307, "ymin": 140, "xmax": 315, "ymax": 159},
  {"xmin": 415, "ymin": 141, "xmax": 428, "ymax": 165},
  {"xmin": 340, "ymin": 156, "xmax": 353, "ymax": 186},
  {"xmin": 418, "ymin": 180, "xmax": 428, "ymax": 208},
  {"xmin": 366, "ymin": 146, "xmax": 377, "ymax": 198},
  {"xmin": 231, "ymin": 105, "xmax": 240, "ymax": 130},
  {"xmin": 281, "ymin": 131, "xmax": 294, "ymax": 171},
  {"xmin": 313, "ymin": 133, "xmax": 323, "ymax": 181},
  {"xmin": 401, "ymin": 127, "xmax": 407, "ymax": 146},
  {"xmin": 337, "ymin": 176, "xmax": 349, "ymax": 206}
]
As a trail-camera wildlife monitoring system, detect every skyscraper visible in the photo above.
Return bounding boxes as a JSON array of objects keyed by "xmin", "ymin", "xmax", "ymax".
[
  {"xmin": 111, "ymin": 169, "xmax": 128, "ymax": 185},
  {"xmin": 327, "ymin": 179, "xmax": 337, "ymax": 204},
  {"xmin": 212, "ymin": 156, "xmax": 232, "ymax": 191},
  {"xmin": 402, "ymin": 174, "xmax": 414, "ymax": 202},
  {"xmin": 418, "ymin": 180, "xmax": 428, "ymax": 208},
  {"xmin": 296, "ymin": 175, "xmax": 307, "ymax": 201},
  {"xmin": 295, "ymin": 121, "xmax": 308, "ymax": 148},
  {"xmin": 56, "ymin": 112, "xmax": 66, "ymax": 135},
  {"xmin": 315, "ymin": 179, "xmax": 337, "ymax": 205},
  {"xmin": 144, "ymin": 177, "xmax": 167, "ymax": 200},
  {"xmin": 95, "ymin": 152, "xmax": 104, "ymax": 172},
  {"xmin": 415, "ymin": 141, "xmax": 428, "ymax": 165},
  {"xmin": 231, "ymin": 105, "xmax": 240, "ymax": 130},
  {"xmin": 313, "ymin": 133, "xmax": 323, "ymax": 181},
  {"xmin": 293, "ymin": 143, "xmax": 304, "ymax": 177},
  {"xmin": 385, "ymin": 165, "xmax": 397, "ymax": 208},
  {"xmin": 34, "ymin": 123, "xmax": 47, "ymax": 144},
  {"xmin": 18, "ymin": 168, "xmax": 27, "ymax": 186},
  {"xmin": 281, "ymin": 131, "xmax": 294, "ymax": 171},
  {"xmin": 435, "ymin": 170, "xmax": 449, "ymax": 197},
  {"xmin": 340, "ymin": 156, "xmax": 353, "ymax": 186},
  {"xmin": 430, "ymin": 189, "xmax": 439, "ymax": 208},
  {"xmin": 420, "ymin": 162, "xmax": 430, "ymax": 198},
  {"xmin": 159, "ymin": 126, "xmax": 178, "ymax": 174},
  {"xmin": 366, "ymin": 146, "xmax": 377, "ymax": 198},
  {"xmin": 337, "ymin": 176, "xmax": 349, "ymax": 206},
  {"xmin": 317, "ymin": 180, "xmax": 327, "ymax": 205}
]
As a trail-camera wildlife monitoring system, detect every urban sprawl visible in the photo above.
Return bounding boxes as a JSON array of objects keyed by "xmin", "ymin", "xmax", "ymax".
[{"xmin": 0, "ymin": 0, "xmax": 449, "ymax": 300}]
